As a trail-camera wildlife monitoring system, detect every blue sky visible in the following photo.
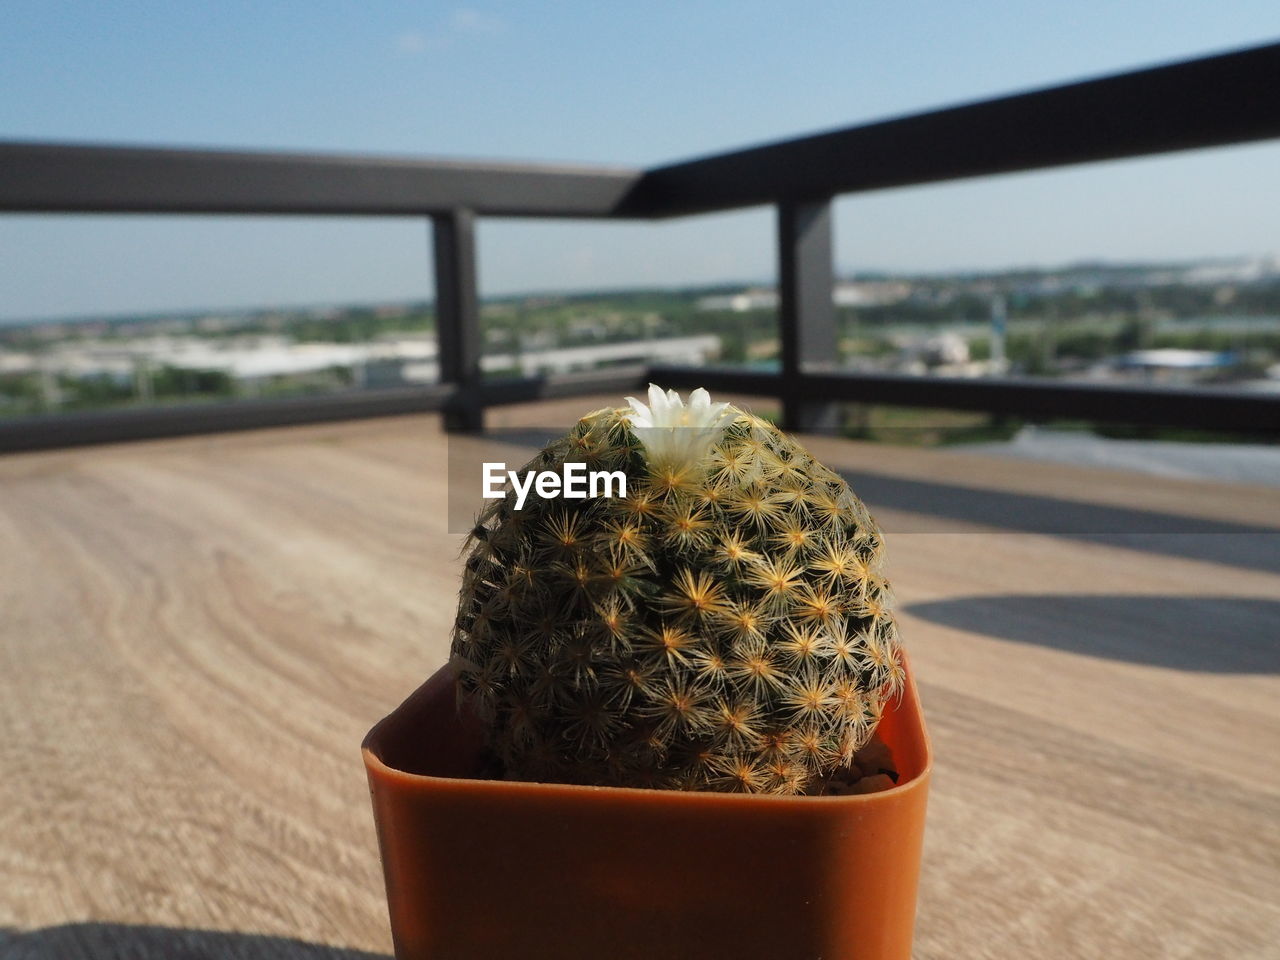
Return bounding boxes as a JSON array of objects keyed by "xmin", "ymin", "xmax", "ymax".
[{"xmin": 2, "ymin": 2, "xmax": 1279, "ymax": 321}]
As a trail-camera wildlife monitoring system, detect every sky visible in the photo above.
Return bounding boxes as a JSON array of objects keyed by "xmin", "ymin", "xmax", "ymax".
[{"xmin": 2, "ymin": 1, "xmax": 1279, "ymax": 322}]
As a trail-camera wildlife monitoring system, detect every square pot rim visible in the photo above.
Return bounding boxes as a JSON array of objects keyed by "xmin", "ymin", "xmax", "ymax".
[{"xmin": 364, "ymin": 651, "xmax": 931, "ymax": 808}]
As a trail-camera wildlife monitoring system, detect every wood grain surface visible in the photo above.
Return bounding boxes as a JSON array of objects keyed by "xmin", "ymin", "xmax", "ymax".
[{"xmin": 2, "ymin": 397, "xmax": 1278, "ymax": 959}]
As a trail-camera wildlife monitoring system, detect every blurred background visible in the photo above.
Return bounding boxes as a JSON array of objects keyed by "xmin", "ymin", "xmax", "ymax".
[{"xmin": 3, "ymin": 2, "xmax": 1280, "ymax": 474}]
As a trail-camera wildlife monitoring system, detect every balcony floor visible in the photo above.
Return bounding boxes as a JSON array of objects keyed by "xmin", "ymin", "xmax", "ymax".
[{"xmin": 2, "ymin": 396, "xmax": 1278, "ymax": 959}]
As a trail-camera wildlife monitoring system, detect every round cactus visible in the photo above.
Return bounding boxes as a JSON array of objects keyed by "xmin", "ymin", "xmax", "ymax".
[{"xmin": 451, "ymin": 385, "xmax": 904, "ymax": 795}]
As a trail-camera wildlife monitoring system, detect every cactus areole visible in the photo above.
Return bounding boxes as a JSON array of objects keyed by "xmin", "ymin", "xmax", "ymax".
[{"xmin": 451, "ymin": 385, "xmax": 904, "ymax": 796}]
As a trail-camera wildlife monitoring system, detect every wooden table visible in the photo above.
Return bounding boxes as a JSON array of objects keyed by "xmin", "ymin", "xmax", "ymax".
[{"xmin": 2, "ymin": 397, "xmax": 1277, "ymax": 958}]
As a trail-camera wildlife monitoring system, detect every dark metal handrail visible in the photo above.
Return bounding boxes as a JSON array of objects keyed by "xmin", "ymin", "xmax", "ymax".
[
  {"xmin": 0, "ymin": 142, "xmax": 641, "ymax": 218},
  {"xmin": 0, "ymin": 368, "xmax": 650, "ymax": 454},
  {"xmin": 625, "ymin": 41, "xmax": 1280, "ymax": 216},
  {"xmin": 653, "ymin": 366, "xmax": 1280, "ymax": 435},
  {"xmin": 5, "ymin": 43, "xmax": 1278, "ymax": 219},
  {"xmin": 2, "ymin": 40, "xmax": 1279, "ymax": 448}
]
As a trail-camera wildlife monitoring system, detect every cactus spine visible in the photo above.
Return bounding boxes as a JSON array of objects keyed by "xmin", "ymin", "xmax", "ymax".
[{"xmin": 452, "ymin": 386, "xmax": 903, "ymax": 795}]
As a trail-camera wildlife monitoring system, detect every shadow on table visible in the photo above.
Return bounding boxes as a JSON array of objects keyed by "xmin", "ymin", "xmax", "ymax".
[
  {"xmin": 0, "ymin": 923, "xmax": 390, "ymax": 960},
  {"xmin": 835, "ymin": 470, "xmax": 1280, "ymax": 575},
  {"xmin": 903, "ymin": 594, "xmax": 1280, "ymax": 674}
]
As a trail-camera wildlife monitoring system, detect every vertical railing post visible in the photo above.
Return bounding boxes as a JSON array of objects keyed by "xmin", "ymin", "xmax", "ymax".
[
  {"xmin": 777, "ymin": 199, "xmax": 840, "ymax": 433},
  {"xmin": 433, "ymin": 208, "xmax": 484, "ymax": 432}
]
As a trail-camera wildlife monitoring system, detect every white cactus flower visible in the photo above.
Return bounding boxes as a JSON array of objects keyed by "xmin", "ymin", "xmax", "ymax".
[{"xmin": 624, "ymin": 384, "xmax": 734, "ymax": 471}]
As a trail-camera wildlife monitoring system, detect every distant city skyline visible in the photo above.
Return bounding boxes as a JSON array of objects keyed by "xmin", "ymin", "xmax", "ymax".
[
  {"xmin": 3, "ymin": 250, "xmax": 1278, "ymax": 328},
  {"xmin": 5, "ymin": 252, "xmax": 1274, "ymax": 330},
  {"xmin": 3, "ymin": 2, "xmax": 1279, "ymax": 322}
]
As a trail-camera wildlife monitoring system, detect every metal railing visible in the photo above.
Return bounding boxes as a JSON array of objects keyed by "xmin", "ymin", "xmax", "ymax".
[{"xmin": 2, "ymin": 40, "xmax": 1279, "ymax": 451}]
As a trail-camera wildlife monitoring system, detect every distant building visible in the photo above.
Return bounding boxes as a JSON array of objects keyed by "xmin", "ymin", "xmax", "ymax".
[
  {"xmin": 696, "ymin": 289, "xmax": 778, "ymax": 312},
  {"xmin": 696, "ymin": 281, "xmax": 909, "ymax": 312},
  {"xmin": 833, "ymin": 281, "xmax": 911, "ymax": 307},
  {"xmin": 358, "ymin": 336, "xmax": 722, "ymax": 388},
  {"xmin": 895, "ymin": 332, "xmax": 976, "ymax": 376},
  {"xmin": 1112, "ymin": 349, "xmax": 1239, "ymax": 385}
]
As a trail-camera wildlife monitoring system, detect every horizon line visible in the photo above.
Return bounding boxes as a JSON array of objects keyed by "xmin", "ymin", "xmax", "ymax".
[{"xmin": 2, "ymin": 251, "xmax": 1276, "ymax": 329}]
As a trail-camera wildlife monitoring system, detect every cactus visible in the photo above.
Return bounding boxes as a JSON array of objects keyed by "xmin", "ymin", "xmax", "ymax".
[{"xmin": 451, "ymin": 385, "xmax": 904, "ymax": 795}]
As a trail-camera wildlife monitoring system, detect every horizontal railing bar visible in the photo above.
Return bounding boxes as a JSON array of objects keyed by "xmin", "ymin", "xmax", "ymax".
[
  {"xmin": 625, "ymin": 41, "xmax": 1280, "ymax": 217},
  {"xmin": 0, "ymin": 142, "xmax": 643, "ymax": 219},
  {"xmin": 3, "ymin": 365, "xmax": 1275, "ymax": 454},
  {"xmin": 649, "ymin": 366, "xmax": 1280, "ymax": 435},
  {"xmin": 0, "ymin": 386, "xmax": 453, "ymax": 453},
  {"xmin": 0, "ymin": 370, "xmax": 647, "ymax": 454}
]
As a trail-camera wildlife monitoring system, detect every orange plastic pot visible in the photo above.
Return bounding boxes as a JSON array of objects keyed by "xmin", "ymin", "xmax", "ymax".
[{"xmin": 363, "ymin": 656, "xmax": 931, "ymax": 960}]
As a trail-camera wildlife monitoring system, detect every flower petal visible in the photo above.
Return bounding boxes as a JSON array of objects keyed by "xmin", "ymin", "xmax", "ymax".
[{"xmin": 621, "ymin": 385, "xmax": 735, "ymax": 472}]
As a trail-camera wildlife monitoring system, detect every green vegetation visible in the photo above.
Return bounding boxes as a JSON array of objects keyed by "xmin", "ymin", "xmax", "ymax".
[
  {"xmin": 0, "ymin": 364, "xmax": 336, "ymax": 417},
  {"xmin": 286, "ymin": 308, "xmax": 434, "ymax": 343}
]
